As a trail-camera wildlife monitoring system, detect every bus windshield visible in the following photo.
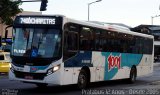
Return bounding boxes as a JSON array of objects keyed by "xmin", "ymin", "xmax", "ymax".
[{"xmin": 12, "ymin": 28, "xmax": 61, "ymax": 59}]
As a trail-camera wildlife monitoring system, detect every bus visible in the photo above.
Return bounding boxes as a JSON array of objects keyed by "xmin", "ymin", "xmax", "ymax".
[{"xmin": 9, "ymin": 15, "xmax": 154, "ymax": 89}]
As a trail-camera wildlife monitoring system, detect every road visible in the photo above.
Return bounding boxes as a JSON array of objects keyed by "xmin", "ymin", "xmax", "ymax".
[{"xmin": 1, "ymin": 63, "xmax": 160, "ymax": 95}]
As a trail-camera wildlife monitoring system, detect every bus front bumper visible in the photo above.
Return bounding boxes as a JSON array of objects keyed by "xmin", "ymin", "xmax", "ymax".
[{"xmin": 9, "ymin": 69, "xmax": 61, "ymax": 85}]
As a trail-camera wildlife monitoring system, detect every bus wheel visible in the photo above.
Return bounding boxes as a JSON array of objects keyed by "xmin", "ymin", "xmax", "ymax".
[
  {"xmin": 78, "ymin": 70, "xmax": 88, "ymax": 89},
  {"xmin": 36, "ymin": 83, "xmax": 48, "ymax": 88},
  {"xmin": 128, "ymin": 67, "xmax": 136, "ymax": 83}
]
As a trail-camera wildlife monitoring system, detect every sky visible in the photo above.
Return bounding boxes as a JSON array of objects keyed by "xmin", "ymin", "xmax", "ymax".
[{"xmin": 19, "ymin": 0, "xmax": 160, "ymax": 27}]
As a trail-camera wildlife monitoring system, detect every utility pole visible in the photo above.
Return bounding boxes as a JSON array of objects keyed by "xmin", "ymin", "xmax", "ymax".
[
  {"xmin": 88, "ymin": 0, "xmax": 102, "ymax": 21},
  {"xmin": 151, "ymin": 15, "xmax": 160, "ymax": 25}
]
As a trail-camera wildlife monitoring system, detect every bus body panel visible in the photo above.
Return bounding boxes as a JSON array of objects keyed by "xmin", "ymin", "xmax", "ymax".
[
  {"xmin": 136, "ymin": 55, "xmax": 153, "ymax": 77},
  {"xmin": 63, "ymin": 51, "xmax": 153, "ymax": 83},
  {"xmin": 92, "ymin": 52, "xmax": 105, "ymax": 81},
  {"xmin": 62, "ymin": 67, "xmax": 74, "ymax": 85}
]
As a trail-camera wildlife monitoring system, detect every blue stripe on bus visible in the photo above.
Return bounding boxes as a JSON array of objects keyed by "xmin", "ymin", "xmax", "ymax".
[
  {"xmin": 64, "ymin": 51, "xmax": 93, "ymax": 67},
  {"xmin": 102, "ymin": 52, "xmax": 143, "ymax": 80}
]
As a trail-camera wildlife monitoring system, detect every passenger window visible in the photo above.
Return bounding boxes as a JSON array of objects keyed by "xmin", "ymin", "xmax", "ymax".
[
  {"xmin": 80, "ymin": 27, "xmax": 93, "ymax": 50},
  {"xmin": 63, "ymin": 24, "xmax": 79, "ymax": 61},
  {"xmin": 67, "ymin": 32, "xmax": 78, "ymax": 51}
]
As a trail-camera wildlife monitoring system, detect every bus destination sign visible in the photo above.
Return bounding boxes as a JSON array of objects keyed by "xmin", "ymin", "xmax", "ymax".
[{"xmin": 19, "ymin": 17, "xmax": 56, "ymax": 25}]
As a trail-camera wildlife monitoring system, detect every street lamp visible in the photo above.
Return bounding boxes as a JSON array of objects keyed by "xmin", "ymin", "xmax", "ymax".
[
  {"xmin": 88, "ymin": 0, "xmax": 102, "ymax": 21},
  {"xmin": 151, "ymin": 15, "xmax": 160, "ymax": 25}
]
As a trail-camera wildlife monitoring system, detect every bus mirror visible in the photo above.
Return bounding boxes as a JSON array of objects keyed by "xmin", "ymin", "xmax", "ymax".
[
  {"xmin": 0, "ymin": 36, "xmax": 1, "ymax": 47},
  {"xmin": 5, "ymin": 30, "xmax": 8, "ymax": 39},
  {"xmin": 4, "ymin": 25, "xmax": 12, "ymax": 45},
  {"xmin": 5, "ymin": 25, "xmax": 12, "ymax": 40}
]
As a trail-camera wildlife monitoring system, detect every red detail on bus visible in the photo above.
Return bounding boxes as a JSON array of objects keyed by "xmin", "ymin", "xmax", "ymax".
[
  {"xmin": 31, "ymin": 67, "xmax": 37, "ymax": 71},
  {"xmin": 107, "ymin": 27, "xmax": 116, "ymax": 31},
  {"xmin": 108, "ymin": 54, "xmax": 121, "ymax": 71}
]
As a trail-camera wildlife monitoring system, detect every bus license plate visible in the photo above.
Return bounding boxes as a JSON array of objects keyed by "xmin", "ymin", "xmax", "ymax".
[{"xmin": 25, "ymin": 76, "xmax": 33, "ymax": 80}]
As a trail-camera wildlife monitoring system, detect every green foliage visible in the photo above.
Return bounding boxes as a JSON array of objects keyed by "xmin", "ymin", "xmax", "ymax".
[{"xmin": 0, "ymin": 0, "xmax": 23, "ymax": 25}]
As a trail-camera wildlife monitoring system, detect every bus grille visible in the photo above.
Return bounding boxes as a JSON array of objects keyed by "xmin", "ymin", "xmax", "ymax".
[{"xmin": 14, "ymin": 70, "xmax": 46, "ymax": 80}]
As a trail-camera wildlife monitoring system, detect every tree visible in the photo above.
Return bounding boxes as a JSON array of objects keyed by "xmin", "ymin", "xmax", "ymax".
[{"xmin": 0, "ymin": 0, "xmax": 22, "ymax": 25}]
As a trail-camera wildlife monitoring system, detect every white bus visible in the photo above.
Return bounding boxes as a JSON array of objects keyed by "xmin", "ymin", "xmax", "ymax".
[{"xmin": 9, "ymin": 15, "xmax": 154, "ymax": 89}]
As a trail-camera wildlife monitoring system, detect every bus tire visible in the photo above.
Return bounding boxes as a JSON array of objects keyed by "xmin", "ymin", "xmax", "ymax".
[
  {"xmin": 128, "ymin": 67, "xmax": 137, "ymax": 83},
  {"xmin": 36, "ymin": 83, "xmax": 48, "ymax": 88},
  {"xmin": 77, "ymin": 70, "xmax": 88, "ymax": 89}
]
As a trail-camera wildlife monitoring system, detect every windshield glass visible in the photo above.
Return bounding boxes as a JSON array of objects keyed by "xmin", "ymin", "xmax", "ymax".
[{"xmin": 12, "ymin": 28, "xmax": 61, "ymax": 58}]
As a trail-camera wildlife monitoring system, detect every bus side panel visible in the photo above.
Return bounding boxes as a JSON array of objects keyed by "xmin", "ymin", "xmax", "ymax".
[
  {"xmin": 136, "ymin": 55, "xmax": 153, "ymax": 77},
  {"xmin": 111, "ymin": 53, "xmax": 130, "ymax": 80},
  {"xmin": 63, "ymin": 51, "xmax": 93, "ymax": 84},
  {"xmin": 102, "ymin": 52, "xmax": 143, "ymax": 80},
  {"xmin": 92, "ymin": 52, "xmax": 105, "ymax": 82},
  {"xmin": 89, "ymin": 67, "xmax": 96, "ymax": 82},
  {"xmin": 62, "ymin": 67, "xmax": 74, "ymax": 85},
  {"xmin": 72, "ymin": 67, "xmax": 81, "ymax": 84},
  {"xmin": 63, "ymin": 51, "xmax": 152, "ymax": 85}
]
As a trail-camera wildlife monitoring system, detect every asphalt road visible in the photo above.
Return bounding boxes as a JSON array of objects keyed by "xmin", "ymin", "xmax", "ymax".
[{"xmin": 1, "ymin": 63, "xmax": 160, "ymax": 95}]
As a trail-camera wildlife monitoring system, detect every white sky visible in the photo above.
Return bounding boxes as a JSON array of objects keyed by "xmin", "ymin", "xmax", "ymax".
[{"xmin": 20, "ymin": 0, "xmax": 160, "ymax": 27}]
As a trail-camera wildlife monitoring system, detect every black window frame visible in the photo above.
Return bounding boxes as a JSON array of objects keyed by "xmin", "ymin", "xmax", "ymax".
[{"xmin": 63, "ymin": 22, "xmax": 153, "ymax": 55}]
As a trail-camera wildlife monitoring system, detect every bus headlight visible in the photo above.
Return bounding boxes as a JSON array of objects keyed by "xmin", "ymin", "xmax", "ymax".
[
  {"xmin": 53, "ymin": 65, "xmax": 60, "ymax": 71},
  {"xmin": 47, "ymin": 65, "xmax": 60, "ymax": 76}
]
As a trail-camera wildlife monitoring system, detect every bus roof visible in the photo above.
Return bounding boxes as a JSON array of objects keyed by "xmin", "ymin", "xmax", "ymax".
[
  {"xmin": 14, "ymin": 15, "xmax": 153, "ymax": 39},
  {"xmin": 65, "ymin": 17, "xmax": 153, "ymax": 39}
]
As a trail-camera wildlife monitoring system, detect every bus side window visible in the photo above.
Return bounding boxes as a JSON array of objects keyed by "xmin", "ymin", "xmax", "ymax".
[
  {"xmin": 63, "ymin": 31, "xmax": 79, "ymax": 61},
  {"xmin": 80, "ymin": 27, "xmax": 93, "ymax": 50}
]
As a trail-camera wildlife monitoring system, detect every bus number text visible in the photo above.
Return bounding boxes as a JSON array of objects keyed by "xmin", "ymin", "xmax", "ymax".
[{"xmin": 108, "ymin": 54, "xmax": 121, "ymax": 71}]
